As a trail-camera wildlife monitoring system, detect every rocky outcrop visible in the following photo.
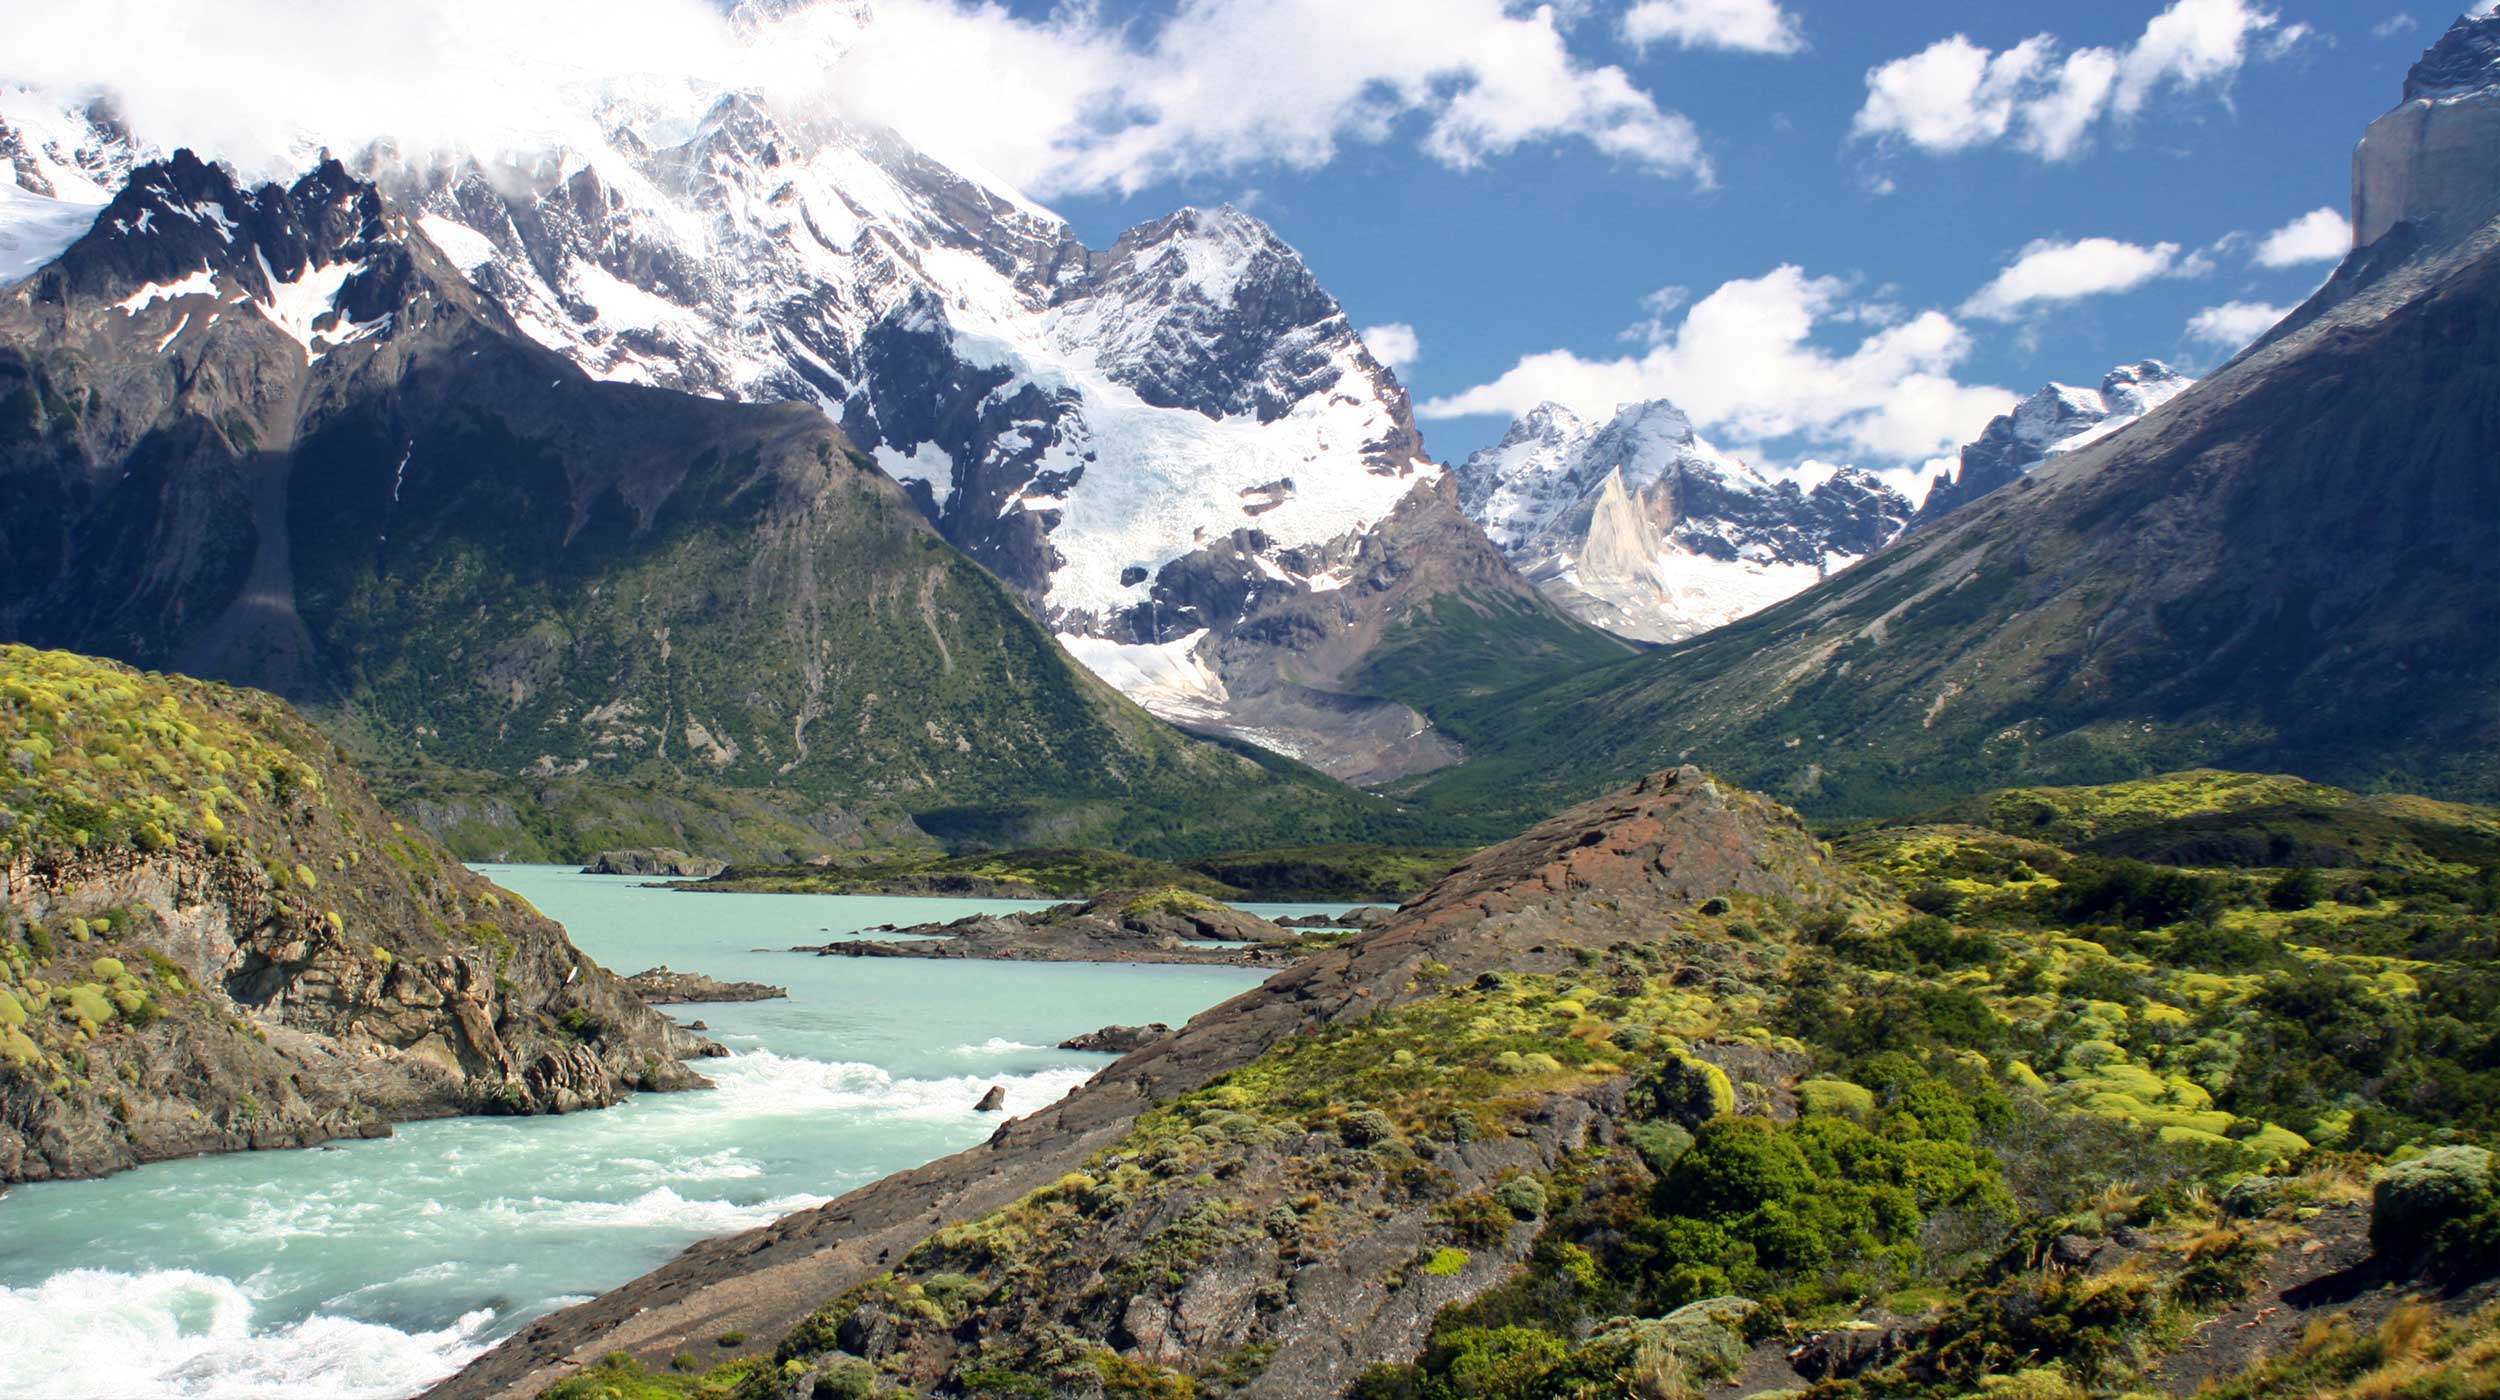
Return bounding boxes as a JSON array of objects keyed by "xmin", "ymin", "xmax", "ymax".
[
  {"xmin": 1057, "ymin": 1023, "xmax": 1173, "ymax": 1054},
  {"xmin": 421, "ymin": 766, "xmax": 1877, "ymax": 1400},
  {"xmin": 622, "ymin": 968, "xmax": 788, "ymax": 1005},
  {"xmin": 584, "ymin": 849, "xmax": 728, "ymax": 878},
  {"xmin": 2356, "ymin": 8, "xmax": 2500, "ymax": 248},
  {"xmin": 801, "ymin": 889, "xmax": 1305, "ymax": 967},
  {"xmin": 0, "ymin": 647, "xmax": 716, "ymax": 1184}
]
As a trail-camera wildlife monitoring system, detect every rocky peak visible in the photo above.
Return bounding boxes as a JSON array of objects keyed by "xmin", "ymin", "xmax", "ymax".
[
  {"xmin": 2358, "ymin": 6, "xmax": 2500, "ymax": 248},
  {"xmin": 1055, "ymin": 203, "xmax": 1377, "ymax": 425},
  {"xmin": 1457, "ymin": 396, "xmax": 1912, "ymax": 642},
  {"xmin": 2405, "ymin": 5, "xmax": 2500, "ymax": 102},
  {"xmin": 1914, "ymin": 360, "xmax": 2190, "ymax": 528}
]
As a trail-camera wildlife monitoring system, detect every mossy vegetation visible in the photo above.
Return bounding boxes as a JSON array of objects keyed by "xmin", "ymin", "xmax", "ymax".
[{"xmin": 531, "ymin": 770, "xmax": 2500, "ymax": 1399}]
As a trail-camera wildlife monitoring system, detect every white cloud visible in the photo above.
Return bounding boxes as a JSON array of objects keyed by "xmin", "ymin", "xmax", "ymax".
[
  {"xmin": 1363, "ymin": 322, "xmax": 1421, "ymax": 369},
  {"xmin": 1623, "ymin": 0, "xmax": 1804, "ymax": 55},
  {"xmin": 1, "ymin": 0, "xmax": 1713, "ymax": 200},
  {"xmin": 1852, "ymin": 35, "xmax": 2054, "ymax": 152},
  {"xmin": 2374, "ymin": 14, "xmax": 2421, "ymax": 39},
  {"xmin": 1961, "ymin": 237, "xmax": 2185, "ymax": 320},
  {"xmin": 1419, "ymin": 266, "xmax": 2017, "ymax": 464},
  {"xmin": 2187, "ymin": 300, "xmax": 2289, "ymax": 347},
  {"xmin": 2252, "ymin": 206, "xmax": 2353, "ymax": 267},
  {"xmin": 1853, "ymin": 0, "xmax": 2286, "ymax": 163}
]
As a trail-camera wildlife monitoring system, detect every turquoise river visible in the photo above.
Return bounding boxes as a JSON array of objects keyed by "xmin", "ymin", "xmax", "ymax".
[{"xmin": 0, "ymin": 866, "xmax": 1328, "ymax": 1399}]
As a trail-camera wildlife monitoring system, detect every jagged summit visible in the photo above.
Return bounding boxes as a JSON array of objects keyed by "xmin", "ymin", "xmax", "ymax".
[
  {"xmin": 2405, "ymin": 4, "xmax": 2500, "ymax": 101},
  {"xmin": 1457, "ymin": 396, "xmax": 1910, "ymax": 642},
  {"xmin": 1913, "ymin": 360, "xmax": 2192, "ymax": 527}
]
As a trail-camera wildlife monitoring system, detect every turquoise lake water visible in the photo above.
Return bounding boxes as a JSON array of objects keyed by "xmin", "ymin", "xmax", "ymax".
[{"xmin": 0, "ymin": 867, "xmax": 1323, "ymax": 1399}]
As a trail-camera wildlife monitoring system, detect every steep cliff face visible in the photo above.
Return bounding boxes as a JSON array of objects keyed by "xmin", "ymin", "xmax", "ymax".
[
  {"xmin": 2355, "ymin": 6, "xmax": 2500, "ymax": 247},
  {"xmin": 0, "ymin": 646, "xmax": 715, "ymax": 1184}
]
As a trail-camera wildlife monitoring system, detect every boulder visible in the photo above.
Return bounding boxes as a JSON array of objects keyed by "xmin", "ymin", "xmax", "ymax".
[
  {"xmin": 973, "ymin": 1085, "xmax": 1007, "ymax": 1113},
  {"xmin": 1058, "ymin": 1023, "xmax": 1174, "ymax": 1054}
]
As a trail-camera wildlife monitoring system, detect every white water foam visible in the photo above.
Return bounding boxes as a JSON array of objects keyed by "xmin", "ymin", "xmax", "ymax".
[
  {"xmin": 0, "ymin": 1268, "xmax": 494, "ymax": 1400},
  {"xmin": 706, "ymin": 1049, "xmax": 1091, "ymax": 1121},
  {"xmin": 952, "ymin": 1037, "xmax": 1045, "ymax": 1055}
]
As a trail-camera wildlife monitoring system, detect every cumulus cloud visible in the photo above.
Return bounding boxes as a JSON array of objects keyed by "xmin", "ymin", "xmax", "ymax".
[
  {"xmin": 2374, "ymin": 14, "xmax": 2420, "ymax": 39},
  {"xmin": 1854, "ymin": 0, "xmax": 2288, "ymax": 163},
  {"xmin": 1419, "ymin": 266, "xmax": 2017, "ymax": 463},
  {"xmin": 2252, "ymin": 207, "xmax": 2353, "ymax": 267},
  {"xmin": 2187, "ymin": 300, "xmax": 2289, "ymax": 347},
  {"xmin": 2, "ymin": 0, "xmax": 1714, "ymax": 199},
  {"xmin": 1622, "ymin": 0, "xmax": 1804, "ymax": 55},
  {"xmin": 1363, "ymin": 323, "xmax": 1421, "ymax": 369},
  {"xmin": 1961, "ymin": 237, "xmax": 2186, "ymax": 320}
]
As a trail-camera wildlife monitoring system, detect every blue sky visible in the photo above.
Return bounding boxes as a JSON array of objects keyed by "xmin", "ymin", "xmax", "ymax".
[{"xmin": 1004, "ymin": 0, "xmax": 2438, "ymax": 481}]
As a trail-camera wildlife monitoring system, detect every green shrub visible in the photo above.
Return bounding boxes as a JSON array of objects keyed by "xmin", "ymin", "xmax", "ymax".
[
  {"xmin": 2371, "ymin": 1146, "xmax": 2499, "ymax": 1282},
  {"xmin": 1423, "ymin": 1248, "xmax": 1471, "ymax": 1277},
  {"xmin": 1341, "ymin": 1107, "xmax": 1398, "ymax": 1147},
  {"xmin": 1629, "ymin": 1054, "xmax": 1736, "ymax": 1127},
  {"xmin": 812, "ymin": 1357, "xmax": 878, "ymax": 1400},
  {"xmin": 1493, "ymin": 1176, "xmax": 1548, "ymax": 1221},
  {"xmin": 1798, "ymin": 1079, "xmax": 1876, "ymax": 1120}
]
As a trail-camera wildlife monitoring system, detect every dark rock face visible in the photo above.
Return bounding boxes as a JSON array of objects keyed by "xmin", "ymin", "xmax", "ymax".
[
  {"xmin": 2404, "ymin": 9, "xmax": 2500, "ymax": 101},
  {"xmin": 0, "ymin": 648, "xmax": 715, "ymax": 1185},
  {"xmin": 1057, "ymin": 1023, "xmax": 1173, "ymax": 1054},
  {"xmin": 622, "ymin": 967, "xmax": 787, "ymax": 1005},
  {"xmin": 421, "ymin": 766, "xmax": 1870, "ymax": 1400},
  {"xmin": 583, "ymin": 849, "xmax": 727, "ymax": 878},
  {"xmin": 972, "ymin": 1085, "xmax": 1006, "ymax": 1113}
]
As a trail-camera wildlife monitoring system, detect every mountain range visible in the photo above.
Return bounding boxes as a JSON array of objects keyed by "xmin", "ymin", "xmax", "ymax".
[
  {"xmin": 2, "ymin": 27, "xmax": 1628, "ymax": 787},
  {"xmin": 1400, "ymin": 9, "xmax": 2500, "ymax": 829},
  {"xmin": 0, "ymin": 147, "xmax": 1428, "ymax": 856}
]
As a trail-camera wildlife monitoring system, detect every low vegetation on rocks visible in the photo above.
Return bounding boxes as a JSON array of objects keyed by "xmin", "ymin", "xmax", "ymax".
[
  {"xmin": 516, "ymin": 769, "xmax": 2500, "ymax": 1400},
  {"xmin": 0, "ymin": 646, "xmax": 711, "ymax": 1182}
]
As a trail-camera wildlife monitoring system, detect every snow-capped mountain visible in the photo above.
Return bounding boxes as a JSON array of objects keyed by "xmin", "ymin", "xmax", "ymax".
[
  {"xmin": 0, "ymin": 0, "xmax": 1579, "ymax": 783},
  {"xmin": 1456, "ymin": 399, "xmax": 1912, "ymax": 643},
  {"xmin": 1912, "ymin": 362, "xmax": 2192, "ymax": 528}
]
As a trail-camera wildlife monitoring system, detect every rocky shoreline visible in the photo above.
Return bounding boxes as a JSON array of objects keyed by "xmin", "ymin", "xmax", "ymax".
[
  {"xmin": 582, "ymin": 848, "xmax": 728, "ymax": 878},
  {"xmin": 622, "ymin": 967, "xmax": 789, "ymax": 1004},
  {"xmin": 792, "ymin": 888, "xmax": 1311, "ymax": 967}
]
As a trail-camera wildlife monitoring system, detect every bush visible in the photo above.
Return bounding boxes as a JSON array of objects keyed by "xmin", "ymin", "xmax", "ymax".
[
  {"xmin": 1658, "ymin": 1118, "xmax": 1811, "ymax": 1220},
  {"xmin": 1624, "ymin": 1121, "xmax": 1694, "ymax": 1176},
  {"xmin": 2371, "ymin": 1146, "xmax": 2499, "ymax": 1282},
  {"xmin": 1629, "ymin": 1054, "xmax": 1736, "ymax": 1128},
  {"xmin": 2266, "ymin": 868, "xmax": 2326, "ymax": 912},
  {"xmin": 1494, "ymin": 1176, "xmax": 1548, "ymax": 1220},
  {"xmin": 813, "ymin": 1358, "xmax": 879, "ymax": 1399},
  {"xmin": 1341, "ymin": 1107, "xmax": 1398, "ymax": 1147}
]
